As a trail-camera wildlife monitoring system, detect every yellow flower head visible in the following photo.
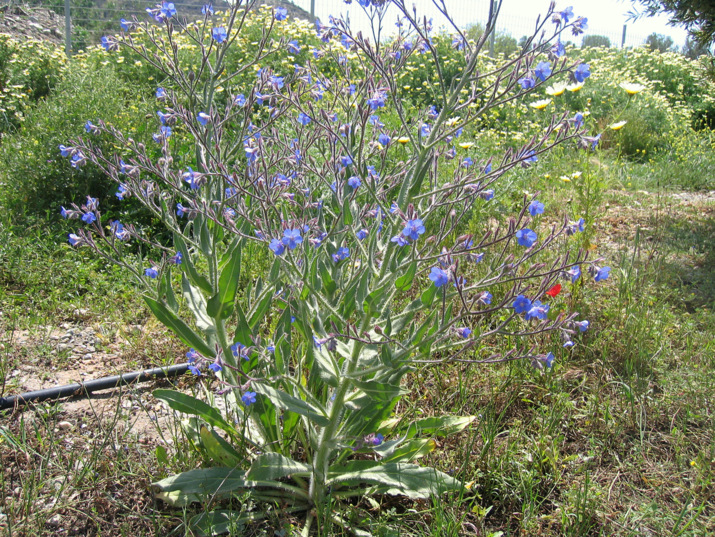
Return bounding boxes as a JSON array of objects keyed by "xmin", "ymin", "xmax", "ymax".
[
  {"xmin": 545, "ymin": 84, "xmax": 566, "ymax": 96},
  {"xmin": 609, "ymin": 120, "xmax": 627, "ymax": 130},
  {"xmin": 397, "ymin": 136, "xmax": 410, "ymax": 144},
  {"xmin": 566, "ymin": 82, "xmax": 584, "ymax": 92},
  {"xmin": 620, "ymin": 82, "xmax": 645, "ymax": 95},
  {"xmin": 458, "ymin": 142, "xmax": 474, "ymax": 149},
  {"xmin": 530, "ymin": 99, "xmax": 552, "ymax": 110}
]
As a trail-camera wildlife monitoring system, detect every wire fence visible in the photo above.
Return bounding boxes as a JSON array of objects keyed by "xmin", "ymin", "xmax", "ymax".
[{"xmin": 10, "ymin": 0, "xmax": 682, "ymax": 54}]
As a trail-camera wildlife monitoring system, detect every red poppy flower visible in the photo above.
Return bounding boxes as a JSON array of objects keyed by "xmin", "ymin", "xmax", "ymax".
[{"xmin": 545, "ymin": 283, "xmax": 562, "ymax": 297}]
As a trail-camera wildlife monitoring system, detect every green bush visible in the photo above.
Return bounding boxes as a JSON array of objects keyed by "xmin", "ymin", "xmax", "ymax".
[
  {"xmin": 0, "ymin": 35, "xmax": 68, "ymax": 134},
  {"xmin": 0, "ymin": 63, "xmax": 152, "ymax": 222}
]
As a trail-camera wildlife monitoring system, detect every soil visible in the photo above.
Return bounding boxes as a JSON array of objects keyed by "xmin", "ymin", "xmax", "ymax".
[{"xmin": 0, "ymin": 4, "xmax": 66, "ymax": 45}]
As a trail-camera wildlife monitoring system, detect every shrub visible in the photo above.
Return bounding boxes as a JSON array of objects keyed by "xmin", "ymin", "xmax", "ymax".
[
  {"xmin": 0, "ymin": 35, "xmax": 68, "ymax": 134},
  {"xmin": 0, "ymin": 63, "xmax": 151, "ymax": 221}
]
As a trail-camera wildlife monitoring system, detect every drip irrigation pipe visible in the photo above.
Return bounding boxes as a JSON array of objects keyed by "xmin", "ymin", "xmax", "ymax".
[{"xmin": 0, "ymin": 363, "xmax": 189, "ymax": 410}]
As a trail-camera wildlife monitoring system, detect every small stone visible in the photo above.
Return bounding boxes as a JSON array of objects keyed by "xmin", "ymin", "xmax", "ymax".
[
  {"xmin": 57, "ymin": 421, "xmax": 73, "ymax": 431},
  {"xmin": 46, "ymin": 514, "xmax": 61, "ymax": 527}
]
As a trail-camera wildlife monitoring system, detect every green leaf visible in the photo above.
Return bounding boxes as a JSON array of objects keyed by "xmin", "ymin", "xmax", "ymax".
[
  {"xmin": 144, "ymin": 296, "xmax": 215, "ymax": 357},
  {"xmin": 326, "ymin": 462, "xmax": 462, "ymax": 499},
  {"xmin": 174, "ymin": 232, "xmax": 213, "ymax": 294},
  {"xmin": 154, "ymin": 389, "xmax": 235, "ymax": 435},
  {"xmin": 421, "ymin": 283, "xmax": 438, "ymax": 306},
  {"xmin": 189, "ymin": 510, "xmax": 255, "ymax": 537},
  {"xmin": 254, "ymin": 384, "xmax": 330, "ymax": 427},
  {"xmin": 181, "ymin": 275, "xmax": 213, "ymax": 331},
  {"xmin": 382, "ymin": 415, "xmax": 476, "ymax": 438},
  {"xmin": 200, "ymin": 426, "xmax": 243, "ymax": 467},
  {"xmin": 395, "ymin": 262, "xmax": 417, "ymax": 292},
  {"xmin": 378, "ymin": 438, "xmax": 437, "ymax": 463},
  {"xmin": 342, "ymin": 196, "xmax": 353, "ymax": 226},
  {"xmin": 161, "ymin": 271, "xmax": 179, "ymax": 312},
  {"xmin": 207, "ymin": 239, "xmax": 242, "ymax": 319},
  {"xmin": 245, "ymin": 453, "xmax": 311, "ymax": 482},
  {"xmin": 350, "ymin": 380, "xmax": 407, "ymax": 402},
  {"xmin": 248, "ymin": 287, "xmax": 273, "ymax": 331},
  {"xmin": 153, "ymin": 468, "xmax": 248, "ymax": 506}
]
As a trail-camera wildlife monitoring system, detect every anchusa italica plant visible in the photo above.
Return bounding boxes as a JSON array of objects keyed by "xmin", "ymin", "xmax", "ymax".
[{"xmin": 60, "ymin": 0, "xmax": 609, "ymax": 533}]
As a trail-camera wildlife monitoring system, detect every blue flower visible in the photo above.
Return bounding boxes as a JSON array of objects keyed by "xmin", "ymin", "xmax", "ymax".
[
  {"xmin": 566, "ymin": 266, "xmax": 581, "ymax": 283},
  {"xmin": 391, "ymin": 235, "xmax": 409, "ymax": 246},
  {"xmin": 68, "ymin": 233, "xmax": 81, "ymax": 246},
  {"xmin": 516, "ymin": 229, "xmax": 537, "ymax": 247},
  {"xmin": 367, "ymin": 91, "xmax": 387, "ymax": 110},
  {"xmin": 282, "ymin": 228, "xmax": 303, "ymax": 250},
  {"xmin": 420, "ymin": 124, "xmax": 431, "ymax": 138},
  {"xmin": 155, "ymin": 87, "xmax": 167, "ymax": 100},
  {"xmin": 297, "ymin": 112, "xmax": 311, "ymax": 125},
  {"xmin": 572, "ymin": 16, "xmax": 588, "ymax": 36},
  {"xmin": 82, "ymin": 212, "xmax": 97, "ymax": 224},
  {"xmin": 518, "ymin": 77, "xmax": 535, "ymax": 90},
  {"xmin": 186, "ymin": 348, "xmax": 200, "ymax": 361},
  {"xmin": 170, "ymin": 251, "xmax": 182, "ymax": 264},
  {"xmin": 145, "ymin": 267, "xmax": 159, "ymax": 279},
  {"xmin": 348, "ymin": 176, "xmax": 361, "ymax": 189},
  {"xmin": 545, "ymin": 352, "xmax": 555, "ymax": 368},
  {"xmin": 528, "ymin": 200, "xmax": 544, "ymax": 216},
  {"xmin": 429, "ymin": 267, "xmax": 449, "ymax": 287},
  {"xmin": 242, "ymin": 391, "xmax": 257, "ymax": 405},
  {"xmin": 560, "ymin": 6, "xmax": 574, "ymax": 23},
  {"xmin": 197, "ymin": 112, "xmax": 210, "ymax": 126},
  {"xmin": 287, "ymin": 39, "xmax": 301, "ymax": 54},
  {"xmin": 212, "ymin": 26, "xmax": 227, "ymax": 43},
  {"xmin": 574, "ymin": 63, "xmax": 591, "ymax": 83},
  {"xmin": 85, "ymin": 120, "xmax": 99, "ymax": 134},
  {"xmin": 356, "ymin": 229, "xmax": 369, "ymax": 240},
  {"xmin": 231, "ymin": 342, "xmax": 249, "ymax": 360},
  {"xmin": 525, "ymin": 300, "xmax": 549, "ymax": 320},
  {"xmin": 59, "ymin": 144, "xmax": 73, "ymax": 157},
  {"xmin": 479, "ymin": 291, "xmax": 493, "ymax": 305},
  {"xmin": 111, "ymin": 221, "xmax": 129, "ymax": 241},
  {"xmin": 551, "ymin": 40, "xmax": 565, "ymax": 57},
  {"xmin": 274, "ymin": 7, "xmax": 287, "ymax": 20},
  {"xmin": 534, "ymin": 61, "xmax": 552, "ymax": 82},
  {"xmin": 573, "ymin": 112, "xmax": 584, "ymax": 128},
  {"xmin": 594, "ymin": 266, "xmax": 611, "ymax": 282},
  {"xmin": 100, "ymin": 36, "xmax": 117, "ymax": 52},
  {"xmin": 480, "ymin": 189, "xmax": 494, "ymax": 201},
  {"xmin": 341, "ymin": 155, "xmax": 353, "ymax": 167},
  {"xmin": 563, "ymin": 341, "xmax": 575, "ymax": 348},
  {"xmin": 333, "ymin": 247, "xmax": 350, "ymax": 262},
  {"xmin": 513, "ymin": 295, "xmax": 532, "ymax": 314},
  {"xmin": 120, "ymin": 18, "xmax": 132, "ymax": 32},
  {"xmin": 160, "ymin": 2, "xmax": 176, "ymax": 19},
  {"xmin": 234, "ymin": 94, "xmax": 246, "ymax": 107},
  {"xmin": 403, "ymin": 218, "xmax": 425, "ymax": 241},
  {"xmin": 389, "ymin": 201, "xmax": 399, "ymax": 214},
  {"xmin": 208, "ymin": 359, "xmax": 222, "ymax": 373},
  {"xmin": 202, "ymin": 3, "xmax": 213, "ymax": 15},
  {"xmin": 378, "ymin": 133, "xmax": 391, "ymax": 147},
  {"xmin": 456, "ymin": 327, "xmax": 471, "ymax": 338},
  {"xmin": 427, "ymin": 105, "xmax": 439, "ymax": 119},
  {"xmin": 574, "ymin": 320, "xmax": 589, "ymax": 332},
  {"xmin": 269, "ymin": 238, "xmax": 285, "ymax": 256},
  {"xmin": 176, "ymin": 203, "xmax": 186, "ymax": 217}
]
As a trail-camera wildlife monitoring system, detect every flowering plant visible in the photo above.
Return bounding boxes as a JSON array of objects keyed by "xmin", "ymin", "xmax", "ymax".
[{"xmin": 60, "ymin": 0, "xmax": 607, "ymax": 533}]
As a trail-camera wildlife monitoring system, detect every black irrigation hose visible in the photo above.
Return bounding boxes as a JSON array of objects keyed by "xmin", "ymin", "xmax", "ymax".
[{"xmin": 0, "ymin": 363, "xmax": 189, "ymax": 410}]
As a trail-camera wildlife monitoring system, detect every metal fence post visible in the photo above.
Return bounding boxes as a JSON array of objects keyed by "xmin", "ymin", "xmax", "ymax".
[{"xmin": 65, "ymin": 0, "xmax": 71, "ymax": 57}]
